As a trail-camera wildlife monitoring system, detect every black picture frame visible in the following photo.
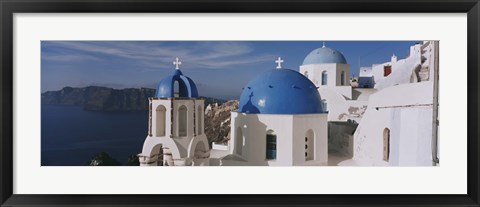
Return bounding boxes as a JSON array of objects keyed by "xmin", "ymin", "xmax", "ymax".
[{"xmin": 1, "ymin": 0, "xmax": 479, "ymax": 206}]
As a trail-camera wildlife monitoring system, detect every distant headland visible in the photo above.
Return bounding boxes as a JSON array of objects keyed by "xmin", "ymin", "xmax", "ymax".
[{"xmin": 41, "ymin": 86, "xmax": 226, "ymax": 111}]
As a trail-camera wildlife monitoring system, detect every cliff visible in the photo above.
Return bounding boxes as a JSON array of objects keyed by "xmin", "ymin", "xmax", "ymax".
[
  {"xmin": 42, "ymin": 86, "xmax": 154, "ymax": 111},
  {"xmin": 42, "ymin": 86, "xmax": 226, "ymax": 111},
  {"xmin": 204, "ymin": 100, "xmax": 239, "ymax": 144}
]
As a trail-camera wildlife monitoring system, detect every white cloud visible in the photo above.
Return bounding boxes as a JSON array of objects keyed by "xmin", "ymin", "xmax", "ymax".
[
  {"xmin": 42, "ymin": 41, "xmax": 276, "ymax": 70},
  {"xmin": 42, "ymin": 54, "xmax": 100, "ymax": 62}
]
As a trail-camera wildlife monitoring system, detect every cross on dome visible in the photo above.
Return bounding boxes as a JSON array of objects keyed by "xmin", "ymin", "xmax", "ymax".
[
  {"xmin": 173, "ymin": 57, "xmax": 182, "ymax": 70},
  {"xmin": 322, "ymin": 42, "xmax": 326, "ymax": 48},
  {"xmin": 275, "ymin": 57, "xmax": 284, "ymax": 69}
]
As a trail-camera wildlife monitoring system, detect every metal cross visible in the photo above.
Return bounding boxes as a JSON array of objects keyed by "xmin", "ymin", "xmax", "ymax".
[
  {"xmin": 173, "ymin": 57, "xmax": 182, "ymax": 69},
  {"xmin": 275, "ymin": 57, "xmax": 284, "ymax": 69}
]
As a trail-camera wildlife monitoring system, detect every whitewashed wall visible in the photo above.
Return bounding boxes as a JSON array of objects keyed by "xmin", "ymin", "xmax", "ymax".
[
  {"xmin": 372, "ymin": 44, "xmax": 422, "ymax": 89},
  {"xmin": 292, "ymin": 114, "xmax": 328, "ymax": 165},
  {"xmin": 318, "ymin": 88, "xmax": 369, "ymax": 122},
  {"xmin": 352, "ymin": 82, "xmax": 434, "ymax": 166},
  {"xmin": 140, "ymin": 99, "xmax": 209, "ymax": 166},
  {"xmin": 300, "ymin": 64, "xmax": 351, "ymax": 88},
  {"xmin": 229, "ymin": 112, "xmax": 328, "ymax": 166}
]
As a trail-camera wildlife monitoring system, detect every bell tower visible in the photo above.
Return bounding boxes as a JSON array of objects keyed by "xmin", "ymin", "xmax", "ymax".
[{"xmin": 138, "ymin": 57, "xmax": 210, "ymax": 166}]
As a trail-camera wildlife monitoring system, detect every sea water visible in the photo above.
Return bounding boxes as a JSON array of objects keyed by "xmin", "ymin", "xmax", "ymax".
[{"xmin": 41, "ymin": 105, "xmax": 147, "ymax": 166}]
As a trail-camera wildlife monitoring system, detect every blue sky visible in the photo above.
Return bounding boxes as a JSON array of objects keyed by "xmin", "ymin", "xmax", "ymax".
[{"xmin": 41, "ymin": 41, "xmax": 418, "ymax": 100}]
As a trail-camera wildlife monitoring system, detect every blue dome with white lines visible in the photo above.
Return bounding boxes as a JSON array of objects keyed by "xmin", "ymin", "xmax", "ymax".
[
  {"xmin": 155, "ymin": 69, "xmax": 199, "ymax": 98},
  {"xmin": 303, "ymin": 45, "xmax": 347, "ymax": 65},
  {"xmin": 238, "ymin": 68, "xmax": 323, "ymax": 114}
]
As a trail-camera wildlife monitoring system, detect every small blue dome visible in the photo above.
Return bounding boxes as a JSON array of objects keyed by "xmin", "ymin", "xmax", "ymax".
[
  {"xmin": 239, "ymin": 69, "xmax": 323, "ymax": 114},
  {"xmin": 155, "ymin": 69, "xmax": 199, "ymax": 98},
  {"xmin": 303, "ymin": 46, "xmax": 347, "ymax": 65}
]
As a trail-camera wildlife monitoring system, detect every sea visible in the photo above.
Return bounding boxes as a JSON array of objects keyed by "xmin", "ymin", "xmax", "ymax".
[{"xmin": 41, "ymin": 105, "xmax": 148, "ymax": 166}]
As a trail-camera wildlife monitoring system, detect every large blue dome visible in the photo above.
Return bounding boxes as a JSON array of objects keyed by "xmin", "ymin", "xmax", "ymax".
[
  {"xmin": 238, "ymin": 69, "xmax": 323, "ymax": 114},
  {"xmin": 155, "ymin": 69, "xmax": 199, "ymax": 98},
  {"xmin": 303, "ymin": 46, "xmax": 347, "ymax": 65}
]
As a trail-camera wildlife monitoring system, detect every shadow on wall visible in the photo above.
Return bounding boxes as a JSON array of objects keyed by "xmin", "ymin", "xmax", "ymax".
[
  {"xmin": 224, "ymin": 111, "xmax": 270, "ymax": 166},
  {"xmin": 328, "ymin": 121, "xmax": 358, "ymax": 159}
]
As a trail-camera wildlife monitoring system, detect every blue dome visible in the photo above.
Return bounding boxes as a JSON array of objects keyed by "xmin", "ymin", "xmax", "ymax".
[
  {"xmin": 155, "ymin": 69, "xmax": 199, "ymax": 98},
  {"xmin": 302, "ymin": 46, "xmax": 347, "ymax": 65},
  {"xmin": 239, "ymin": 69, "xmax": 323, "ymax": 114}
]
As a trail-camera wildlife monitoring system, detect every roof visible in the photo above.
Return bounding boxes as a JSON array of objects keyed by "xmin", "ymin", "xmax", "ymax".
[
  {"xmin": 155, "ymin": 69, "xmax": 199, "ymax": 98},
  {"xmin": 238, "ymin": 68, "xmax": 323, "ymax": 114},
  {"xmin": 302, "ymin": 46, "xmax": 347, "ymax": 65}
]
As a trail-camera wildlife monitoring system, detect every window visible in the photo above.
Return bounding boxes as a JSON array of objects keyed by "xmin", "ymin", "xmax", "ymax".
[
  {"xmin": 266, "ymin": 130, "xmax": 277, "ymax": 160},
  {"xmin": 236, "ymin": 127, "xmax": 243, "ymax": 155},
  {"xmin": 155, "ymin": 105, "xmax": 166, "ymax": 137},
  {"xmin": 341, "ymin": 71, "xmax": 346, "ymax": 85},
  {"xmin": 178, "ymin": 105, "xmax": 187, "ymax": 137},
  {"xmin": 305, "ymin": 129, "xmax": 314, "ymax": 161},
  {"xmin": 197, "ymin": 106, "xmax": 203, "ymax": 135},
  {"xmin": 384, "ymin": 65, "xmax": 392, "ymax": 77},
  {"xmin": 321, "ymin": 71, "xmax": 328, "ymax": 85},
  {"xmin": 148, "ymin": 102, "xmax": 152, "ymax": 136},
  {"xmin": 174, "ymin": 81, "xmax": 180, "ymax": 97},
  {"xmin": 321, "ymin": 99, "xmax": 328, "ymax": 112}
]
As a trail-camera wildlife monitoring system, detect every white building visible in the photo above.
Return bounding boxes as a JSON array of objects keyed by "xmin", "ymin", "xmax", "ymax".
[
  {"xmin": 358, "ymin": 67, "xmax": 374, "ymax": 88},
  {"xmin": 300, "ymin": 43, "xmax": 352, "ymax": 99},
  {"xmin": 299, "ymin": 43, "xmax": 372, "ymax": 124},
  {"xmin": 213, "ymin": 59, "xmax": 328, "ymax": 166},
  {"xmin": 139, "ymin": 41, "xmax": 439, "ymax": 167},
  {"xmin": 348, "ymin": 41, "xmax": 439, "ymax": 166},
  {"xmin": 370, "ymin": 42, "xmax": 434, "ymax": 90},
  {"xmin": 138, "ymin": 58, "xmax": 210, "ymax": 166}
]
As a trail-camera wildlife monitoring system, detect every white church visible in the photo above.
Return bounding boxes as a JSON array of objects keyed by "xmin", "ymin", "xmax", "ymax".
[{"xmin": 138, "ymin": 41, "xmax": 439, "ymax": 166}]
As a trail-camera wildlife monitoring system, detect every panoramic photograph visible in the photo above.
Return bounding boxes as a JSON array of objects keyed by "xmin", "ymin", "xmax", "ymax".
[{"xmin": 41, "ymin": 41, "xmax": 439, "ymax": 166}]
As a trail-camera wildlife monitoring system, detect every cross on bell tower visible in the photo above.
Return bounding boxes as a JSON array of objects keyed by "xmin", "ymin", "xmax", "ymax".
[
  {"xmin": 173, "ymin": 57, "xmax": 182, "ymax": 70},
  {"xmin": 275, "ymin": 57, "xmax": 284, "ymax": 69}
]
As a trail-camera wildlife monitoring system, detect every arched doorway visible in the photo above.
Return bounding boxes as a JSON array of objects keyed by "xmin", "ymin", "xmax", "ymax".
[
  {"xmin": 266, "ymin": 130, "xmax": 276, "ymax": 160},
  {"xmin": 383, "ymin": 128, "xmax": 390, "ymax": 161},
  {"xmin": 193, "ymin": 140, "xmax": 208, "ymax": 159},
  {"xmin": 305, "ymin": 129, "xmax": 314, "ymax": 161},
  {"xmin": 151, "ymin": 144, "xmax": 164, "ymax": 166},
  {"xmin": 156, "ymin": 105, "xmax": 166, "ymax": 137}
]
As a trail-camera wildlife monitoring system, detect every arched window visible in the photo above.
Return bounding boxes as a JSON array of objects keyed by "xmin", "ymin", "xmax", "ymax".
[
  {"xmin": 321, "ymin": 71, "xmax": 328, "ymax": 85},
  {"xmin": 197, "ymin": 106, "xmax": 203, "ymax": 135},
  {"xmin": 156, "ymin": 105, "xmax": 166, "ymax": 137},
  {"xmin": 266, "ymin": 130, "xmax": 276, "ymax": 160},
  {"xmin": 236, "ymin": 127, "xmax": 243, "ymax": 155},
  {"xmin": 341, "ymin": 71, "xmax": 346, "ymax": 85},
  {"xmin": 321, "ymin": 99, "xmax": 328, "ymax": 112},
  {"xmin": 148, "ymin": 102, "xmax": 152, "ymax": 136},
  {"xmin": 174, "ymin": 81, "xmax": 180, "ymax": 97},
  {"xmin": 178, "ymin": 105, "xmax": 187, "ymax": 137},
  {"xmin": 305, "ymin": 129, "xmax": 314, "ymax": 161},
  {"xmin": 383, "ymin": 128, "xmax": 390, "ymax": 161}
]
